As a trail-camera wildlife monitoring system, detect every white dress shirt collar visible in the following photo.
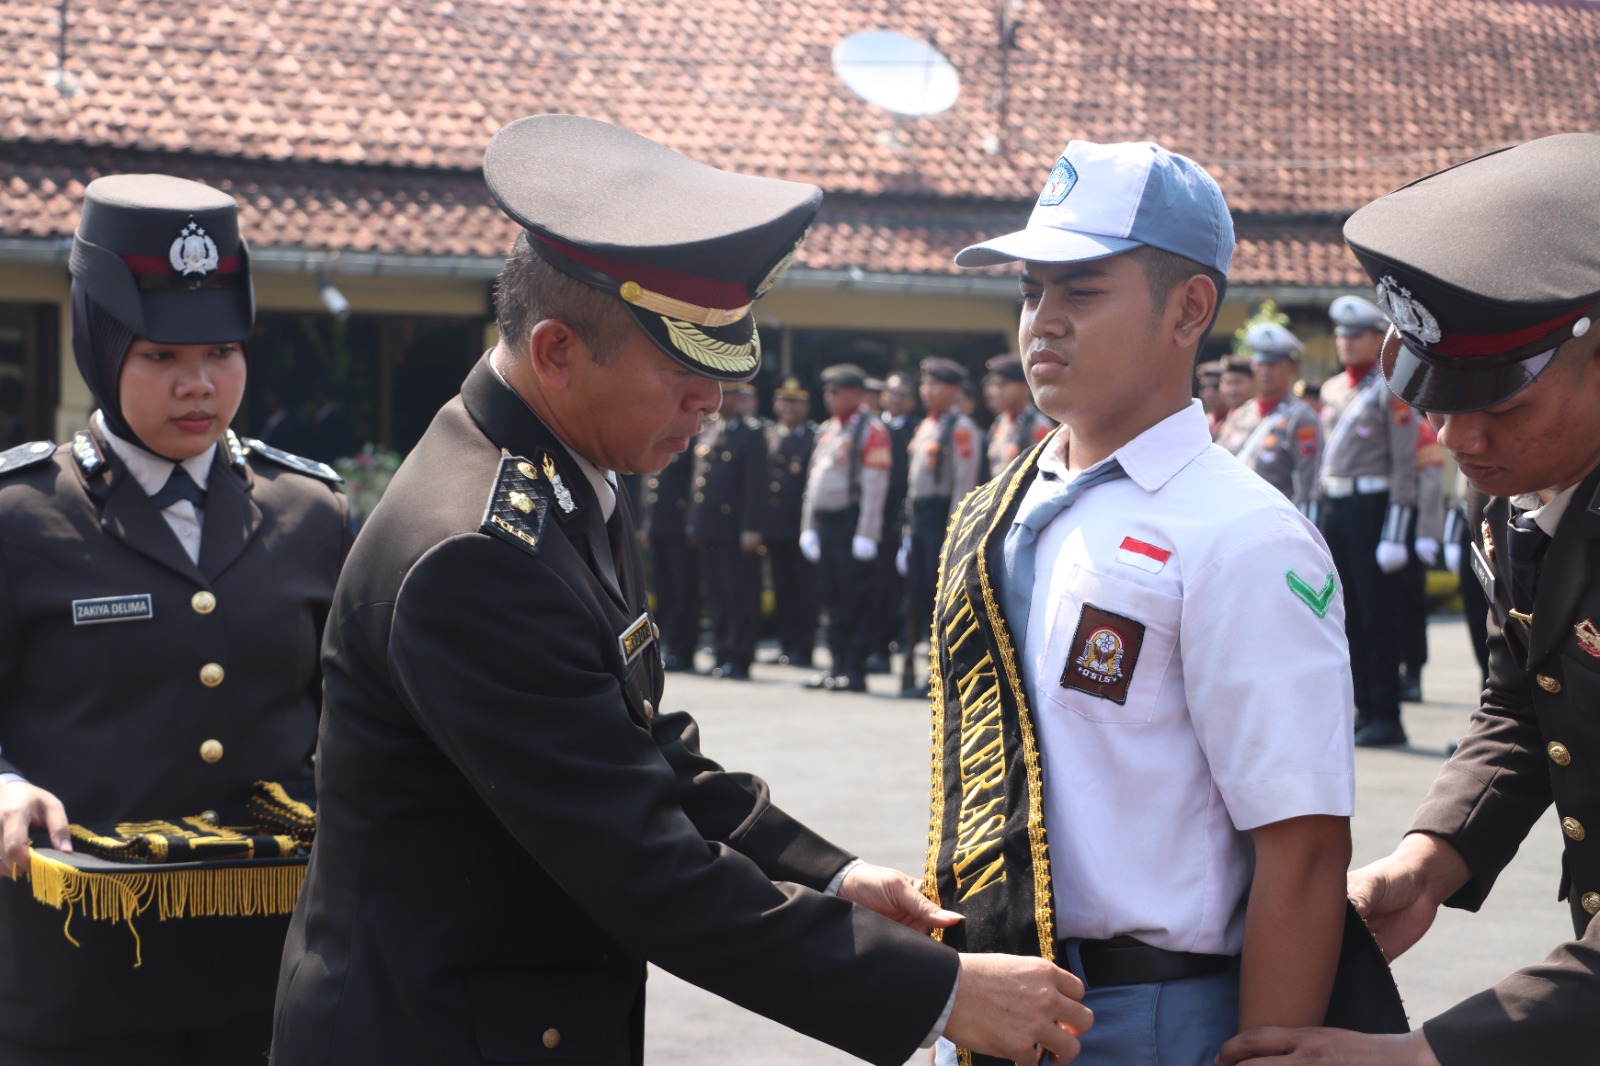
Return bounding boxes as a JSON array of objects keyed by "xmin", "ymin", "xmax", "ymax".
[{"xmin": 1037, "ymin": 400, "xmax": 1211, "ymax": 492}]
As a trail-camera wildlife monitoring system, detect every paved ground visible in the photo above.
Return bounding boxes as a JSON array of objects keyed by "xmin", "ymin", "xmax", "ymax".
[{"xmin": 642, "ymin": 616, "xmax": 1571, "ymax": 1064}]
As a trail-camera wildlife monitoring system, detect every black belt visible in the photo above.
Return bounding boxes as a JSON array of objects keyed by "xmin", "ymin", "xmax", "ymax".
[{"xmin": 1063, "ymin": 936, "xmax": 1238, "ymax": 988}]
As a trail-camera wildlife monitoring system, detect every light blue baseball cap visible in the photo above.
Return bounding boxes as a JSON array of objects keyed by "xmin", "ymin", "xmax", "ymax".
[{"xmin": 955, "ymin": 141, "xmax": 1235, "ymax": 274}]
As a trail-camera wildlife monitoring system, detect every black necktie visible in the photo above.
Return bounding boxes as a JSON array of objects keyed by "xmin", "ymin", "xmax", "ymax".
[
  {"xmin": 1506, "ymin": 511, "xmax": 1551, "ymax": 614},
  {"xmin": 148, "ymin": 464, "xmax": 207, "ymax": 510}
]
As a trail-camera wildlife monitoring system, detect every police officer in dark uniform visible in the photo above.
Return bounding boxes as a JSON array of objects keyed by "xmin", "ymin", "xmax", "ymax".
[
  {"xmin": 640, "ymin": 448, "xmax": 699, "ymax": 670},
  {"xmin": 689, "ymin": 380, "xmax": 767, "ymax": 679},
  {"xmin": 761, "ymin": 377, "xmax": 817, "ymax": 667},
  {"xmin": 1221, "ymin": 132, "xmax": 1600, "ymax": 1066},
  {"xmin": 982, "ymin": 354, "xmax": 1053, "ymax": 475},
  {"xmin": 272, "ymin": 114, "xmax": 1089, "ymax": 1066},
  {"xmin": 872, "ymin": 372, "xmax": 918, "ymax": 672},
  {"xmin": 0, "ymin": 175, "xmax": 350, "ymax": 1064}
]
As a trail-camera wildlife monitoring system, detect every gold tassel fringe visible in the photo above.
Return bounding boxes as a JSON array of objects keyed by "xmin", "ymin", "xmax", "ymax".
[{"xmin": 26, "ymin": 850, "xmax": 305, "ymax": 926}]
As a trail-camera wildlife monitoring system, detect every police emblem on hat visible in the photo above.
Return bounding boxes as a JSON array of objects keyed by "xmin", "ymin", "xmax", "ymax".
[
  {"xmin": 169, "ymin": 220, "xmax": 220, "ymax": 277},
  {"xmin": 1376, "ymin": 276, "xmax": 1441, "ymax": 345},
  {"xmin": 1038, "ymin": 158, "xmax": 1079, "ymax": 207}
]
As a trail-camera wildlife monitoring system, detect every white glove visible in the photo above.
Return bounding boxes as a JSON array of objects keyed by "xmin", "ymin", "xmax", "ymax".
[
  {"xmin": 1414, "ymin": 537, "xmax": 1440, "ymax": 567},
  {"xmin": 799, "ymin": 528, "xmax": 821, "ymax": 564},
  {"xmin": 1375, "ymin": 540, "xmax": 1409, "ymax": 574},
  {"xmin": 896, "ymin": 536, "xmax": 911, "ymax": 577},
  {"xmin": 1443, "ymin": 541, "xmax": 1462, "ymax": 575},
  {"xmin": 851, "ymin": 535, "xmax": 877, "ymax": 562}
]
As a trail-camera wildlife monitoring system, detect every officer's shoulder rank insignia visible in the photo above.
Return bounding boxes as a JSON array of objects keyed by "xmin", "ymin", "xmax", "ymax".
[
  {"xmin": 240, "ymin": 438, "xmax": 342, "ymax": 484},
  {"xmin": 0, "ymin": 439, "xmax": 58, "ymax": 477},
  {"xmin": 481, "ymin": 455, "xmax": 551, "ymax": 556}
]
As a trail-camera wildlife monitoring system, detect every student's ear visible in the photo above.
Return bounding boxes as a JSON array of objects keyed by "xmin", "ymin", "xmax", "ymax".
[{"xmin": 1172, "ymin": 275, "xmax": 1220, "ymax": 351}]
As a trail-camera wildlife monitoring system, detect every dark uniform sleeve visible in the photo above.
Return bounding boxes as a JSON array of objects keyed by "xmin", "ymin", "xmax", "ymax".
[
  {"xmin": 388, "ymin": 533, "xmax": 957, "ymax": 1065},
  {"xmin": 739, "ymin": 422, "xmax": 767, "ymax": 537},
  {"xmin": 1408, "ymin": 586, "xmax": 1552, "ymax": 906},
  {"xmin": 1423, "ymin": 914, "xmax": 1600, "ymax": 1066}
]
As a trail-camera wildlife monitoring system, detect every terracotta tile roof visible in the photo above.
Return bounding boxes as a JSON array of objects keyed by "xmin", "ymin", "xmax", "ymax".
[{"xmin": 3, "ymin": 0, "xmax": 1596, "ymax": 285}]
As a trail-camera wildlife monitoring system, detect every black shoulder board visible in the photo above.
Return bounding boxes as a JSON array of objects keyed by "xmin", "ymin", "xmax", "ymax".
[
  {"xmin": 480, "ymin": 455, "xmax": 552, "ymax": 556},
  {"xmin": 240, "ymin": 438, "xmax": 342, "ymax": 483},
  {"xmin": 0, "ymin": 440, "xmax": 57, "ymax": 477}
]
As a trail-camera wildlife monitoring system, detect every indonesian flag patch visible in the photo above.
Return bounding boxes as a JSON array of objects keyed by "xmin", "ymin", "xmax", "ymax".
[{"xmin": 1116, "ymin": 536, "xmax": 1171, "ymax": 573}]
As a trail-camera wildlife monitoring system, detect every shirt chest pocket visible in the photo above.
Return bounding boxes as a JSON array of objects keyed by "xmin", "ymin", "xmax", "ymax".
[{"xmin": 1039, "ymin": 565, "xmax": 1182, "ymax": 725}]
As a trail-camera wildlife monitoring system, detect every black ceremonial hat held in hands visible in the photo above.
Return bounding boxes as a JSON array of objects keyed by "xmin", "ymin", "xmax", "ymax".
[
  {"xmin": 484, "ymin": 115, "xmax": 822, "ymax": 382},
  {"xmin": 1344, "ymin": 133, "xmax": 1600, "ymax": 414},
  {"xmin": 70, "ymin": 174, "xmax": 255, "ymax": 346}
]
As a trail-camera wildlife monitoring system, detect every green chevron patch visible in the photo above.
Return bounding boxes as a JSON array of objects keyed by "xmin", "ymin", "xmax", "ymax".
[{"xmin": 1286, "ymin": 569, "xmax": 1338, "ymax": 618}]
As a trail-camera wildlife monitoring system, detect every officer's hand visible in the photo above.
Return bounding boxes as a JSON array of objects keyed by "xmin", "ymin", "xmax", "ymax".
[
  {"xmin": 0, "ymin": 780, "xmax": 71, "ymax": 878},
  {"xmin": 799, "ymin": 529, "xmax": 822, "ymax": 564},
  {"xmin": 838, "ymin": 863, "xmax": 962, "ymax": 933},
  {"xmin": 1442, "ymin": 541, "xmax": 1462, "ymax": 575},
  {"xmin": 1414, "ymin": 537, "xmax": 1440, "ymax": 567},
  {"xmin": 944, "ymin": 953, "xmax": 1091, "ymax": 1066},
  {"xmin": 739, "ymin": 531, "xmax": 763, "ymax": 554},
  {"xmin": 1375, "ymin": 540, "xmax": 1409, "ymax": 574},
  {"xmin": 1218, "ymin": 1026, "xmax": 1441, "ymax": 1065},
  {"xmin": 896, "ymin": 536, "xmax": 911, "ymax": 577},
  {"xmin": 1348, "ymin": 834, "xmax": 1469, "ymax": 960},
  {"xmin": 851, "ymin": 535, "xmax": 877, "ymax": 562}
]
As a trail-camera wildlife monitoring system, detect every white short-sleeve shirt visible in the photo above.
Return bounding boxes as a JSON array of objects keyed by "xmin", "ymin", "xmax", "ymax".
[{"xmin": 1020, "ymin": 400, "xmax": 1354, "ymax": 956}]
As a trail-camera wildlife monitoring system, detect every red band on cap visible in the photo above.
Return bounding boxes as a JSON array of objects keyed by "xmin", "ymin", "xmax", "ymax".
[
  {"xmin": 535, "ymin": 236, "xmax": 748, "ymax": 311},
  {"xmin": 120, "ymin": 254, "xmax": 243, "ymax": 275},
  {"xmin": 1431, "ymin": 306, "xmax": 1589, "ymax": 357}
]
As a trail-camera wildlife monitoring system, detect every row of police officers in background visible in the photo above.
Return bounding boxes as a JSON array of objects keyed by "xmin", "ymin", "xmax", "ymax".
[
  {"xmin": 641, "ymin": 293, "xmax": 1456, "ymax": 737},
  {"xmin": 638, "ymin": 354, "xmax": 1052, "ymax": 694}
]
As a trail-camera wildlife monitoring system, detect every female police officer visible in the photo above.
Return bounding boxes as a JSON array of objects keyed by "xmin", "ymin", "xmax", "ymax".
[{"xmin": 0, "ymin": 175, "xmax": 350, "ymax": 1064}]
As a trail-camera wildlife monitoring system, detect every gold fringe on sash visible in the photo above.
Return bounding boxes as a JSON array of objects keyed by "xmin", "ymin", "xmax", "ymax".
[{"xmin": 23, "ymin": 849, "xmax": 307, "ymax": 967}]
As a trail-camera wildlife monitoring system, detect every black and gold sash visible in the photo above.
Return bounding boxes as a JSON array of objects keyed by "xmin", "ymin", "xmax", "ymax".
[{"xmin": 923, "ymin": 444, "xmax": 1054, "ymax": 1065}]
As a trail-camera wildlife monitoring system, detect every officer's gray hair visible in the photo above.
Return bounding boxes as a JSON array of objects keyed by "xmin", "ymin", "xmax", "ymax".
[{"xmin": 494, "ymin": 233, "xmax": 632, "ymax": 364}]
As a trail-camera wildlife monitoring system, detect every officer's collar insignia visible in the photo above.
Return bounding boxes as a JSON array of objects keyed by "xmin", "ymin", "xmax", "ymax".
[
  {"xmin": 618, "ymin": 611, "xmax": 655, "ymax": 665},
  {"xmin": 1286, "ymin": 569, "xmax": 1338, "ymax": 618},
  {"xmin": 169, "ymin": 219, "xmax": 220, "ymax": 277},
  {"xmin": 481, "ymin": 455, "xmax": 551, "ymax": 556},
  {"xmin": 1576, "ymin": 619, "xmax": 1600, "ymax": 659},
  {"xmin": 72, "ymin": 431, "xmax": 104, "ymax": 475},
  {"xmin": 0, "ymin": 439, "xmax": 59, "ymax": 477},
  {"xmin": 1482, "ymin": 519, "xmax": 1496, "ymax": 561},
  {"xmin": 540, "ymin": 450, "xmax": 578, "ymax": 516},
  {"xmin": 1037, "ymin": 156, "xmax": 1079, "ymax": 207},
  {"xmin": 1376, "ymin": 275, "xmax": 1441, "ymax": 346},
  {"xmin": 224, "ymin": 430, "xmax": 247, "ymax": 471}
]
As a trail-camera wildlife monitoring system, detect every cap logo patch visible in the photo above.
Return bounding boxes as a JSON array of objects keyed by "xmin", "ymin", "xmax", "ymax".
[
  {"xmin": 1037, "ymin": 158, "xmax": 1078, "ymax": 207},
  {"xmin": 1376, "ymin": 276, "xmax": 1441, "ymax": 345},
  {"xmin": 169, "ymin": 220, "xmax": 220, "ymax": 277}
]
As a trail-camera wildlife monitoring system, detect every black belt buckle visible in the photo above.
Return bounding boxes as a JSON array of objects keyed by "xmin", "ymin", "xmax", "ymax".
[{"xmin": 1070, "ymin": 935, "xmax": 1238, "ymax": 988}]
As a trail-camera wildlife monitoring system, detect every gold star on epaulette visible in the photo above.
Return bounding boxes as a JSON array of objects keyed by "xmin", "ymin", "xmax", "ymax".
[{"xmin": 480, "ymin": 455, "xmax": 552, "ymax": 555}]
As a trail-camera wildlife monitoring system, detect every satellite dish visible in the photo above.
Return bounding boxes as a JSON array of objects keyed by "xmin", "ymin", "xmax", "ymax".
[{"xmin": 832, "ymin": 31, "xmax": 960, "ymax": 117}]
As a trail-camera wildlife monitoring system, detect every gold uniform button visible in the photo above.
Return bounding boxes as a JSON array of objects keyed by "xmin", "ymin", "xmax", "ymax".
[
  {"xmin": 642, "ymin": 699, "xmax": 655, "ymax": 719},
  {"xmin": 1537, "ymin": 674, "xmax": 1562, "ymax": 693},
  {"xmin": 199, "ymin": 739, "xmax": 224, "ymax": 763},
  {"xmin": 199, "ymin": 663, "xmax": 225, "ymax": 688},
  {"xmin": 541, "ymin": 1029, "xmax": 561, "ymax": 1050},
  {"xmin": 719, "ymin": 504, "xmax": 731, "ymax": 515},
  {"xmin": 771, "ymin": 481, "xmax": 782, "ymax": 492},
  {"xmin": 1584, "ymin": 892, "xmax": 1600, "ymax": 916},
  {"xmin": 721, "ymin": 450, "xmax": 732, "ymax": 462},
  {"xmin": 693, "ymin": 492, "xmax": 704, "ymax": 503},
  {"xmin": 1549, "ymin": 742, "xmax": 1573, "ymax": 767},
  {"xmin": 191, "ymin": 590, "xmax": 216, "ymax": 614},
  {"xmin": 517, "ymin": 461, "xmax": 537, "ymax": 479},
  {"xmin": 1563, "ymin": 816, "xmax": 1586, "ymax": 841},
  {"xmin": 695, "ymin": 477, "xmax": 707, "ymax": 487}
]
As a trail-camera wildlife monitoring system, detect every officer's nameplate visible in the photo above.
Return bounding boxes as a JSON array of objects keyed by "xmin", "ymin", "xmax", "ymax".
[
  {"xmin": 618, "ymin": 612, "xmax": 655, "ymax": 665},
  {"xmin": 72, "ymin": 593, "xmax": 154, "ymax": 625},
  {"xmin": 1469, "ymin": 543, "xmax": 1496, "ymax": 602}
]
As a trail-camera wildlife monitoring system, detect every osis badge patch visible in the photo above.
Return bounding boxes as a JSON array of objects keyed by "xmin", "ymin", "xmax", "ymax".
[{"xmin": 1061, "ymin": 602, "xmax": 1145, "ymax": 705}]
